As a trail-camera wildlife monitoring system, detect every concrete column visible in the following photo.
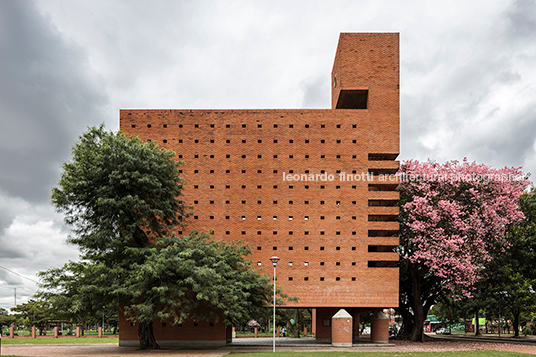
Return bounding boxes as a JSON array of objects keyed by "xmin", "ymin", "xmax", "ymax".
[
  {"xmin": 254, "ymin": 326, "xmax": 258, "ymax": 338},
  {"xmin": 9, "ymin": 325, "xmax": 14, "ymax": 338},
  {"xmin": 76, "ymin": 326, "xmax": 80, "ymax": 338},
  {"xmin": 232, "ymin": 326, "xmax": 236, "ymax": 338},
  {"xmin": 54, "ymin": 326, "xmax": 59, "ymax": 338},
  {"xmin": 277, "ymin": 327, "xmax": 280, "ymax": 337},
  {"xmin": 331, "ymin": 309, "xmax": 353, "ymax": 347},
  {"xmin": 32, "ymin": 326, "xmax": 36, "ymax": 338},
  {"xmin": 370, "ymin": 311, "xmax": 389, "ymax": 343},
  {"xmin": 304, "ymin": 327, "xmax": 308, "ymax": 337},
  {"xmin": 98, "ymin": 326, "xmax": 103, "ymax": 338}
]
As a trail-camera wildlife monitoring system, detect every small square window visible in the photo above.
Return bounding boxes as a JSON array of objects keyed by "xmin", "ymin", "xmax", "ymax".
[
  {"xmin": 289, "ymin": 155, "xmax": 293, "ymax": 158},
  {"xmin": 352, "ymin": 232, "xmax": 357, "ymax": 235},
  {"xmin": 257, "ymin": 124, "xmax": 262, "ymax": 128},
  {"xmin": 336, "ymin": 277, "xmax": 341, "ymax": 281},
  {"xmin": 352, "ymin": 247, "xmax": 356, "ymax": 250},
  {"xmin": 273, "ymin": 124, "xmax": 278, "ymax": 128},
  {"xmin": 241, "ymin": 155, "xmax": 246, "ymax": 158},
  {"xmin": 273, "ymin": 231, "xmax": 278, "ymax": 235},
  {"xmin": 289, "ymin": 231, "xmax": 293, "ymax": 235},
  {"xmin": 352, "ymin": 277, "xmax": 356, "ymax": 281},
  {"xmin": 352, "ymin": 155, "xmax": 357, "ymax": 159},
  {"xmin": 336, "ymin": 262, "xmax": 340, "ymax": 266},
  {"xmin": 210, "ymin": 200, "xmax": 214, "ymax": 204},
  {"xmin": 336, "ymin": 155, "xmax": 341, "ymax": 159},
  {"xmin": 273, "ymin": 185, "xmax": 278, "ymax": 189},
  {"xmin": 320, "ymin": 246, "xmax": 325, "ymax": 250},
  {"xmin": 337, "ymin": 140, "xmax": 341, "ymax": 143},
  {"xmin": 304, "ymin": 246, "xmax": 309, "ymax": 250},
  {"xmin": 289, "ymin": 200, "xmax": 293, "ymax": 204},
  {"xmin": 194, "ymin": 200, "xmax": 199, "ymax": 204},
  {"xmin": 257, "ymin": 185, "xmax": 262, "ymax": 189},
  {"xmin": 147, "ymin": 124, "xmax": 152, "ymax": 128},
  {"xmin": 163, "ymin": 139, "xmax": 168, "ymax": 143},
  {"xmin": 226, "ymin": 185, "xmax": 230, "ymax": 189},
  {"xmin": 226, "ymin": 139, "xmax": 231, "ymax": 143},
  {"xmin": 210, "ymin": 139, "xmax": 214, "ymax": 143},
  {"xmin": 336, "ymin": 246, "xmax": 341, "ymax": 250},
  {"xmin": 258, "ymin": 139, "xmax": 262, "ymax": 143},
  {"xmin": 320, "ymin": 231, "xmax": 325, "ymax": 235},
  {"xmin": 242, "ymin": 139, "xmax": 246, "ymax": 143},
  {"xmin": 242, "ymin": 124, "xmax": 246, "ymax": 128},
  {"xmin": 320, "ymin": 277, "xmax": 325, "ymax": 281},
  {"xmin": 273, "ymin": 169, "xmax": 278, "ymax": 174},
  {"xmin": 289, "ymin": 124, "xmax": 294, "ymax": 128},
  {"xmin": 353, "ymin": 140, "xmax": 357, "ymax": 144},
  {"xmin": 352, "ymin": 262, "xmax": 356, "ymax": 266},
  {"xmin": 257, "ymin": 231, "xmax": 262, "ymax": 235},
  {"xmin": 257, "ymin": 200, "xmax": 262, "ymax": 204},
  {"xmin": 273, "ymin": 139, "xmax": 278, "ymax": 143},
  {"xmin": 273, "ymin": 200, "xmax": 278, "ymax": 204},
  {"xmin": 258, "ymin": 154, "xmax": 262, "ymax": 158},
  {"xmin": 210, "ymin": 124, "xmax": 214, "ymax": 128},
  {"xmin": 273, "ymin": 246, "xmax": 277, "ymax": 250},
  {"xmin": 226, "ymin": 231, "xmax": 230, "ymax": 235},
  {"xmin": 226, "ymin": 154, "xmax": 230, "ymax": 158},
  {"xmin": 304, "ymin": 231, "xmax": 309, "ymax": 235},
  {"xmin": 321, "ymin": 124, "xmax": 326, "ymax": 128},
  {"xmin": 289, "ymin": 139, "xmax": 294, "ymax": 143},
  {"xmin": 242, "ymin": 200, "xmax": 246, "ymax": 204},
  {"xmin": 304, "ymin": 200, "xmax": 309, "ymax": 204},
  {"xmin": 179, "ymin": 124, "xmax": 183, "ymax": 128},
  {"xmin": 321, "ymin": 139, "xmax": 325, "ymax": 143},
  {"xmin": 336, "ymin": 216, "xmax": 341, "ymax": 220},
  {"xmin": 241, "ymin": 231, "xmax": 246, "ymax": 235},
  {"xmin": 257, "ymin": 246, "xmax": 262, "ymax": 250},
  {"xmin": 194, "ymin": 185, "xmax": 198, "ymax": 189},
  {"xmin": 321, "ymin": 155, "xmax": 325, "ymax": 158},
  {"xmin": 289, "ymin": 246, "xmax": 293, "ymax": 250},
  {"xmin": 288, "ymin": 277, "xmax": 293, "ymax": 281},
  {"xmin": 273, "ymin": 155, "xmax": 278, "ymax": 158},
  {"xmin": 304, "ymin": 277, "xmax": 309, "ymax": 281}
]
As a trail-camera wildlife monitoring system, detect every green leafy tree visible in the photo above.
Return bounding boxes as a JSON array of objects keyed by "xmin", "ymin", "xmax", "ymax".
[
  {"xmin": 39, "ymin": 125, "xmax": 273, "ymax": 349},
  {"xmin": 11, "ymin": 299, "xmax": 57, "ymax": 335},
  {"xmin": 475, "ymin": 190, "xmax": 536, "ymax": 337}
]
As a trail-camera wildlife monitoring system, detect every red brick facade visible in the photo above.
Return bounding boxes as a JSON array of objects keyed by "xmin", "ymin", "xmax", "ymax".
[{"xmin": 119, "ymin": 33, "xmax": 399, "ymax": 346}]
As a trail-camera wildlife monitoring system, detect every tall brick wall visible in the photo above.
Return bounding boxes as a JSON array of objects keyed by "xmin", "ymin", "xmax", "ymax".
[{"xmin": 119, "ymin": 33, "xmax": 399, "ymax": 344}]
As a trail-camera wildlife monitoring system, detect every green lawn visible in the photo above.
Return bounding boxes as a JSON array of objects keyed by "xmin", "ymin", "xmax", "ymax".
[
  {"xmin": 234, "ymin": 352, "xmax": 527, "ymax": 357},
  {"xmin": 0, "ymin": 337, "xmax": 118, "ymax": 345}
]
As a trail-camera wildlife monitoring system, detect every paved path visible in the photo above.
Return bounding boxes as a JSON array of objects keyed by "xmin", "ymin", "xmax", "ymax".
[{"xmin": 2, "ymin": 337, "xmax": 536, "ymax": 356}]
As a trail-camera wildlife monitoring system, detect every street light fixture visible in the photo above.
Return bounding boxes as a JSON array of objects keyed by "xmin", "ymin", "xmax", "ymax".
[{"xmin": 270, "ymin": 256, "xmax": 280, "ymax": 353}]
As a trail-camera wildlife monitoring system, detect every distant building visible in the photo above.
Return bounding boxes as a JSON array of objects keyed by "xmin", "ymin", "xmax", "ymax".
[{"xmin": 119, "ymin": 32, "xmax": 399, "ymax": 347}]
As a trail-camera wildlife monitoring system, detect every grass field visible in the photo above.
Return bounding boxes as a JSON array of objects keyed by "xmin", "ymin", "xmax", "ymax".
[
  {"xmin": 0, "ymin": 336, "xmax": 118, "ymax": 345},
  {"xmin": 232, "ymin": 352, "xmax": 529, "ymax": 356},
  {"xmin": 0, "ymin": 351, "xmax": 527, "ymax": 357}
]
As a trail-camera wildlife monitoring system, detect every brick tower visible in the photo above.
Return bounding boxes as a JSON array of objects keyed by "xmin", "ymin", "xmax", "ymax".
[{"xmin": 119, "ymin": 32, "xmax": 399, "ymax": 347}]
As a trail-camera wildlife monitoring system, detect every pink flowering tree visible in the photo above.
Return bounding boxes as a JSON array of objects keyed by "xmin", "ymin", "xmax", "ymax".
[{"xmin": 397, "ymin": 159, "xmax": 530, "ymax": 342}]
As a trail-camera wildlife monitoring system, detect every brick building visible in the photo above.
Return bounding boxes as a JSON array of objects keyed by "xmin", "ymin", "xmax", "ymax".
[{"xmin": 119, "ymin": 32, "xmax": 399, "ymax": 347}]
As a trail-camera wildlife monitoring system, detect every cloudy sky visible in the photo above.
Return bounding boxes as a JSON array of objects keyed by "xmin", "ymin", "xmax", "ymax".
[{"xmin": 1, "ymin": 0, "xmax": 535, "ymax": 310}]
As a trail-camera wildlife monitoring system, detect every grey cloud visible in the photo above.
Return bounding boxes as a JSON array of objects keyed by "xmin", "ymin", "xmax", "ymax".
[
  {"xmin": 299, "ymin": 76, "xmax": 330, "ymax": 109},
  {"xmin": 0, "ymin": 0, "xmax": 108, "ymax": 204},
  {"xmin": 506, "ymin": 0, "xmax": 536, "ymax": 39}
]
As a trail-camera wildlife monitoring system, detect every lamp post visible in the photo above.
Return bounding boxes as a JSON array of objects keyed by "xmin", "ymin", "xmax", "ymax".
[{"xmin": 270, "ymin": 256, "xmax": 280, "ymax": 353}]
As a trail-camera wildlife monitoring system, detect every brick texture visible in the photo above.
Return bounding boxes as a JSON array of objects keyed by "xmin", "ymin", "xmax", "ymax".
[{"xmin": 119, "ymin": 32, "xmax": 399, "ymax": 343}]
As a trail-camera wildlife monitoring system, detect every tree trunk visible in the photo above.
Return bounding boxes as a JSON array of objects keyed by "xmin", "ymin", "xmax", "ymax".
[
  {"xmin": 411, "ymin": 268, "xmax": 424, "ymax": 342},
  {"xmin": 138, "ymin": 321, "xmax": 159, "ymax": 349},
  {"xmin": 475, "ymin": 310, "xmax": 481, "ymax": 336},
  {"xmin": 513, "ymin": 311, "xmax": 520, "ymax": 337}
]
